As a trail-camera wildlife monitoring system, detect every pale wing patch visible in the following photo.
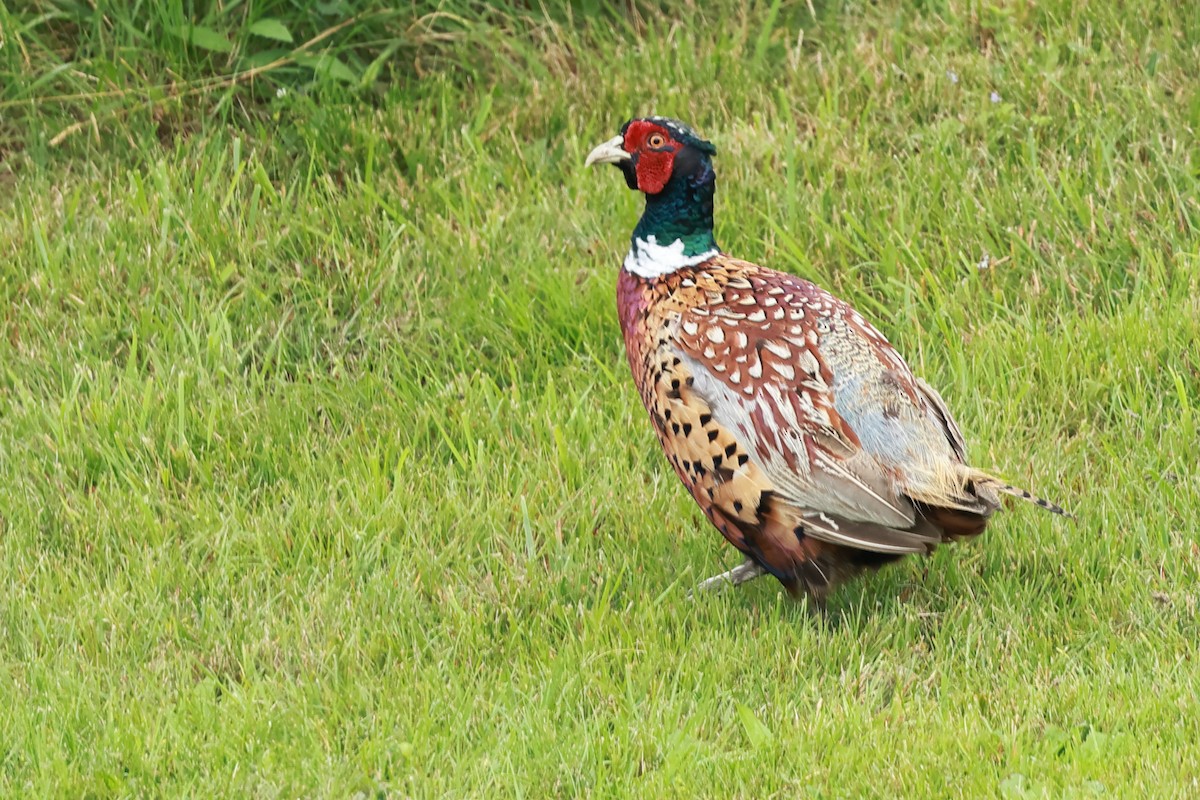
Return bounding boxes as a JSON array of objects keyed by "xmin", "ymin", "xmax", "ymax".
[{"xmin": 679, "ymin": 349, "xmax": 923, "ymax": 548}]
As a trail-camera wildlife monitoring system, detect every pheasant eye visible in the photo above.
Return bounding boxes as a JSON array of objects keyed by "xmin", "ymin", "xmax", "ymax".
[{"xmin": 648, "ymin": 133, "xmax": 666, "ymax": 148}]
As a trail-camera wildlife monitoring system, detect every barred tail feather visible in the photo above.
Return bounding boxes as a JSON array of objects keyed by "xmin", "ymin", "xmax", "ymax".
[
  {"xmin": 903, "ymin": 464, "xmax": 1071, "ymax": 520},
  {"xmin": 992, "ymin": 481, "xmax": 1072, "ymax": 518},
  {"xmin": 962, "ymin": 466, "xmax": 1071, "ymax": 518}
]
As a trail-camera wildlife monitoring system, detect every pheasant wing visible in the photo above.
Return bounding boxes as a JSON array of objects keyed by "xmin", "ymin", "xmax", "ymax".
[{"xmin": 672, "ymin": 259, "xmax": 942, "ymax": 554}]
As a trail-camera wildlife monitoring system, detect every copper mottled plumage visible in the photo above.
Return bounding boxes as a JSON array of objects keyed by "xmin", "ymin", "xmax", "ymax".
[{"xmin": 591, "ymin": 117, "xmax": 1066, "ymax": 603}]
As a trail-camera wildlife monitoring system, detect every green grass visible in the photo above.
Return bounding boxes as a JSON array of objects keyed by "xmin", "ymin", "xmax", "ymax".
[{"xmin": 3, "ymin": 0, "xmax": 1200, "ymax": 795}]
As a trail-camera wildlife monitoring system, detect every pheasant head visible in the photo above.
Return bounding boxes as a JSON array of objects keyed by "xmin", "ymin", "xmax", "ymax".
[{"xmin": 586, "ymin": 117, "xmax": 721, "ymax": 278}]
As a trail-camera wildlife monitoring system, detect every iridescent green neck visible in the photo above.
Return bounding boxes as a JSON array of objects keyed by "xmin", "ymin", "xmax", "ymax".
[{"xmin": 631, "ymin": 162, "xmax": 718, "ymax": 257}]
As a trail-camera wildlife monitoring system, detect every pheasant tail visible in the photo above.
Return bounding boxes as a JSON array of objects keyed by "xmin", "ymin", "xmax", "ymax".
[{"xmin": 990, "ymin": 478, "xmax": 1072, "ymax": 518}]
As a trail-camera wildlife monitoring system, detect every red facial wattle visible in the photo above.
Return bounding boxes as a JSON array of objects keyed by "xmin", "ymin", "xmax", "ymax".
[{"xmin": 622, "ymin": 120, "xmax": 680, "ymax": 195}]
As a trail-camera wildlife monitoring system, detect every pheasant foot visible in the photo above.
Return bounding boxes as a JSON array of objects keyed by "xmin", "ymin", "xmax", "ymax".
[{"xmin": 691, "ymin": 558, "xmax": 768, "ymax": 595}]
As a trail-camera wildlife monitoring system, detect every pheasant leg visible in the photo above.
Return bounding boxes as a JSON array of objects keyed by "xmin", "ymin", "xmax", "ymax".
[{"xmin": 693, "ymin": 558, "xmax": 768, "ymax": 593}]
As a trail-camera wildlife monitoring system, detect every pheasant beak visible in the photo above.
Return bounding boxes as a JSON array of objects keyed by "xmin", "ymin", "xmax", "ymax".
[{"xmin": 585, "ymin": 136, "xmax": 630, "ymax": 168}]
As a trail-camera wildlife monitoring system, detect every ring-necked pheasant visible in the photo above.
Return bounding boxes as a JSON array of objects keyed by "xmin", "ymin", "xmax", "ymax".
[{"xmin": 586, "ymin": 116, "xmax": 1066, "ymax": 604}]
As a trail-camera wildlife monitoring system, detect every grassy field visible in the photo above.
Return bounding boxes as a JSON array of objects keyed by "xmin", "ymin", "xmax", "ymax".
[{"xmin": 2, "ymin": 0, "xmax": 1199, "ymax": 795}]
